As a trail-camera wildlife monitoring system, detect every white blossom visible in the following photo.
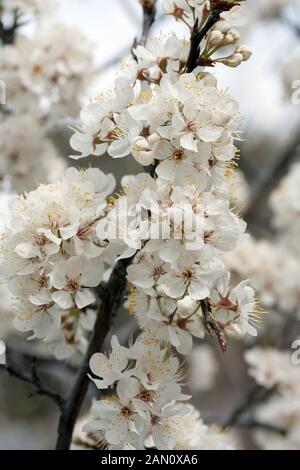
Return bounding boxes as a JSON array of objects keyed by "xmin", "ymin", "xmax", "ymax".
[{"xmin": 0, "ymin": 167, "xmax": 115, "ymax": 359}]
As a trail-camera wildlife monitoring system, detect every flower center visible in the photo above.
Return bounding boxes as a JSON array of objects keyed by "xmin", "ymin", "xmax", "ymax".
[
  {"xmin": 48, "ymin": 214, "xmax": 60, "ymax": 230},
  {"xmin": 181, "ymin": 268, "xmax": 194, "ymax": 282},
  {"xmin": 120, "ymin": 406, "xmax": 133, "ymax": 418},
  {"xmin": 151, "ymin": 414, "xmax": 161, "ymax": 426},
  {"xmin": 217, "ymin": 296, "xmax": 238, "ymax": 312},
  {"xmin": 137, "ymin": 387, "xmax": 155, "ymax": 403},
  {"xmin": 187, "ymin": 120, "xmax": 197, "ymax": 132},
  {"xmin": 66, "ymin": 276, "xmax": 81, "ymax": 293},
  {"xmin": 152, "ymin": 265, "xmax": 165, "ymax": 280},
  {"xmin": 38, "ymin": 271, "xmax": 48, "ymax": 288},
  {"xmin": 34, "ymin": 233, "xmax": 47, "ymax": 246},
  {"xmin": 172, "ymin": 149, "xmax": 185, "ymax": 161}
]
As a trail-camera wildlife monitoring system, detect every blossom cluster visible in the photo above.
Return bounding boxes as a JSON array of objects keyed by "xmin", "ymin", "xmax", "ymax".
[
  {"xmin": 224, "ymin": 162, "xmax": 300, "ymax": 317},
  {"xmin": 0, "ymin": 167, "xmax": 115, "ymax": 359},
  {"xmin": 0, "ymin": 0, "xmax": 258, "ymax": 450},
  {"xmin": 1, "ymin": 25, "xmax": 94, "ymax": 119},
  {"xmin": 83, "ymin": 335, "xmax": 235, "ymax": 450},
  {"xmin": 70, "ymin": 0, "xmax": 258, "ymax": 450},
  {"xmin": 0, "ymin": 1, "xmax": 95, "ymax": 193},
  {"xmin": 0, "ymin": 113, "xmax": 65, "ymax": 193},
  {"xmin": 245, "ymin": 347, "xmax": 300, "ymax": 450},
  {"xmin": 70, "ymin": 0, "xmax": 258, "ymax": 356}
]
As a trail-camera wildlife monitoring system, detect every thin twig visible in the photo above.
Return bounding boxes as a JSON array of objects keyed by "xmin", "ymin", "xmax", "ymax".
[
  {"xmin": 0, "ymin": 356, "xmax": 65, "ymax": 409},
  {"xmin": 55, "ymin": 256, "xmax": 134, "ymax": 450},
  {"xmin": 222, "ymin": 384, "xmax": 276, "ymax": 429},
  {"xmin": 236, "ymin": 418, "xmax": 287, "ymax": 436}
]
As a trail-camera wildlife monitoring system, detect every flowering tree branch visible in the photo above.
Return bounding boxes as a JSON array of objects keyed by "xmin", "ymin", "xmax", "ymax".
[
  {"xmin": 55, "ymin": 256, "xmax": 133, "ymax": 450},
  {"xmin": 0, "ymin": 0, "xmax": 258, "ymax": 451},
  {"xmin": 0, "ymin": 354, "xmax": 65, "ymax": 409},
  {"xmin": 186, "ymin": 3, "xmax": 220, "ymax": 72},
  {"xmin": 186, "ymin": 0, "xmax": 243, "ymax": 72}
]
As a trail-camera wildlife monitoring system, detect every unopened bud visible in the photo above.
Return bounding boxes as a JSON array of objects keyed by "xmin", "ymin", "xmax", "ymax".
[
  {"xmin": 207, "ymin": 30, "xmax": 224, "ymax": 47},
  {"xmin": 223, "ymin": 29, "xmax": 240, "ymax": 46},
  {"xmin": 203, "ymin": 1, "xmax": 211, "ymax": 18},
  {"xmin": 223, "ymin": 52, "xmax": 243, "ymax": 68},
  {"xmin": 236, "ymin": 45, "xmax": 252, "ymax": 61}
]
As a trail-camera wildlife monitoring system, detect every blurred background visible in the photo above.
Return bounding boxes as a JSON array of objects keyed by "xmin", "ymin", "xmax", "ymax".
[{"xmin": 1, "ymin": 0, "xmax": 300, "ymax": 450}]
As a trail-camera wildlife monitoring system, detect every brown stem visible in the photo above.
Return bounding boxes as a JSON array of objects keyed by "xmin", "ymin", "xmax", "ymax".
[
  {"xmin": 55, "ymin": 256, "xmax": 134, "ymax": 450},
  {"xmin": 0, "ymin": 355, "xmax": 65, "ymax": 409},
  {"xmin": 186, "ymin": 0, "xmax": 245, "ymax": 73},
  {"xmin": 140, "ymin": 1, "xmax": 157, "ymax": 46}
]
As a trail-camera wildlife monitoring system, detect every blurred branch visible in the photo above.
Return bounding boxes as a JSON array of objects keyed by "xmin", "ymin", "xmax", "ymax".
[
  {"xmin": 223, "ymin": 384, "xmax": 276, "ymax": 429},
  {"xmin": 0, "ymin": 9, "xmax": 26, "ymax": 44},
  {"xmin": 281, "ymin": 15, "xmax": 300, "ymax": 36},
  {"xmin": 245, "ymin": 132, "xmax": 300, "ymax": 223},
  {"xmin": 55, "ymin": 256, "xmax": 134, "ymax": 450},
  {"xmin": 276, "ymin": 310, "xmax": 300, "ymax": 349},
  {"xmin": 236, "ymin": 418, "xmax": 287, "ymax": 436},
  {"xmin": 140, "ymin": 0, "xmax": 157, "ymax": 46},
  {"xmin": 0, "ymin": 355, "xmax": 65, "ymax": 409}
]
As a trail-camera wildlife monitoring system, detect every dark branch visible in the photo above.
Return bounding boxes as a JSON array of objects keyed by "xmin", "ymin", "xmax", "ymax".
[
  {"xmin": 140, "ymin": 1, "xmax": 157, "ymax": 46},
  {"xmin": 223, "ymin": 384, "xmax": 276, "ymax": 429},
  {"xmin": 236, "ymin": 418, "xmax": 287, "ymax": 436},
  {"xmin": 186, "ymin": 12, "xmax": 220, "ymax": 72},
  {"xmin": 55, "ymin": 255, "xmax": 134, "ymax": 450},
  {"xmin": 0, "ymin": 356, "xmax": 65, "ymax": 409},
  {"xmin": 185, "ymin": 0, "xmax": 242, "ymax": 72},
  {"xmin": 0, "ymin": 10, "xmax": 24, "ymax": 44}
]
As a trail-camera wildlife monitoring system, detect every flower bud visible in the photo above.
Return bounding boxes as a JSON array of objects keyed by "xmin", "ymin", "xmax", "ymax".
[
  {"xmin": 207, "ymin": 30, "xmax": 224, "ymax": 47},
  {"xmin": 223, "ymin": 30, "xmax": 240, "ymax": 46},
  {"xmin": 223, "ymin": 52, "xmax": 243, "ymax": 68},
  {"xmin": 203, "ymin": 1, "xmax": 211, "ymax": 18},
  {"xmin": 236, "ymin": 45, "xmax": 252, "ymax": 61}
]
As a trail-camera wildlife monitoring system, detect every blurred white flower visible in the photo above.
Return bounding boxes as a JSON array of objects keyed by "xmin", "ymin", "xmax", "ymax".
[{"xmin": 188, "ymin": 344, "xmax": 218, "ymax": 392}]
